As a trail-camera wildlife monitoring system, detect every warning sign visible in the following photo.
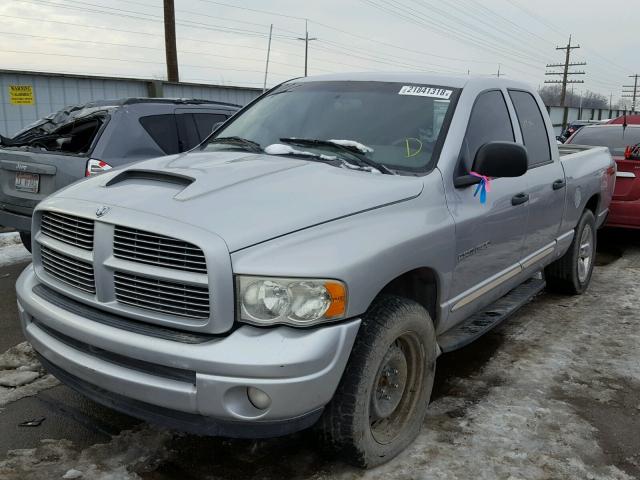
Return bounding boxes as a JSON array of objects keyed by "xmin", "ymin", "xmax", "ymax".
[{"xmin": 9, "ymin": 85, "xmax": 35, "ymax": 105}]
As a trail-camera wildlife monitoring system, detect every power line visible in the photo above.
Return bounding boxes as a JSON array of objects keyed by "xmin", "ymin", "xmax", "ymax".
[
  {"xmin": 0, "ymin": 31, "xmax": 311, "ymax": 71},
  {"xmin": 505, "ymin": 0, "xmax": 632, "ymax": 77},
  {"xmin": 0, "ymin": 49, "xmax": 298, "ymax": 77},
  {"xmin": 358, "ymin": 0, "xmax": 545, "ymax": 74}
]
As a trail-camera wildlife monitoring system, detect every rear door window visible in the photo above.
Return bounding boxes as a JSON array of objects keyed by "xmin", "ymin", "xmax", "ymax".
[
  {"xmin": 193, "ymin": 113, "xmax": 227, "ymax": 140},
  {"xmin": 139, "ymin": 114, "xmax": 180, "ymax": 155},
  {"xmin": 176, "ymin": 114, "xmax": 201, "ymax": 152},
  {"xmin": 460, "ymin": 90, "xmax": 514, "ymax": 172},
  {"xmin": 509, "ymin": 90, "xmax": 552, "ymax": 167}
]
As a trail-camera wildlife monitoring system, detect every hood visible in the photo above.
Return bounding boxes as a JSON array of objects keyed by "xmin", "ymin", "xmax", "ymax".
[{"xmin": 53, "ymin": 151, "xmax": 424, "ymax": 251}]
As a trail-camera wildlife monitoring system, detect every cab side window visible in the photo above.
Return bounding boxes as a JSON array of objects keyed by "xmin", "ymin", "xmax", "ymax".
[
  {"xmin": 508, "ymin": 90, "xmax": 552, "ymax": 167},
  {"xmin": 139, "ymin": 114, "xmax": 180, "ymax": 155},
  {"xmin": 460, "ymin": 90, "xmax": 514, "ymax": 173}
]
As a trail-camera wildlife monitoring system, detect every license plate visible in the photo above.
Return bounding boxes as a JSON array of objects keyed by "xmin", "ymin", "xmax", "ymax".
[{"xmin": 15, "ymin": 172, "xmax": 40, "ymax": 193}]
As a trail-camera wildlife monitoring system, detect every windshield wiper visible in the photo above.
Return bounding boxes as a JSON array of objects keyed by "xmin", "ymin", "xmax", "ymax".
[
  {"xmin": 207, "ymin": 136, "xmax": 262, "ymax": 153},
  {"xmin": 279, "ymin": 138, "xmax": 394, "ymax": 174}
]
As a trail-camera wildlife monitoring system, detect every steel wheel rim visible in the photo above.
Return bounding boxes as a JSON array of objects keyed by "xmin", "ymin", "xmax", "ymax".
[
  {"xmin": 369, "ymin": 331, "xmax": 425, "ymax": 445},
  {"xmin": 577, "ymin": 224, "xmax": 593, "ymax": 283}
]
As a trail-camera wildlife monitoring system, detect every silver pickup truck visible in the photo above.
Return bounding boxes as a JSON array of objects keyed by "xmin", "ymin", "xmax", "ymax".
[{"xmin": 16, "ymin": 74, "xmax": 615, "ymax": 468}]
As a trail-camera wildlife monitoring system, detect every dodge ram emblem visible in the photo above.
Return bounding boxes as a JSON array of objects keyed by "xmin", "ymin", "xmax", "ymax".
[{"xmin": 95, "ymin": 206, "xmax": 111, "ymax": 217}]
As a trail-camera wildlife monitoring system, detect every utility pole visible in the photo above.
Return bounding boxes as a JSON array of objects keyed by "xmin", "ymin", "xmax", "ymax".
[
  {"xmin": 545, "ymin": 35, "xmax": 586, "ymax": 128},
  {"xmin": 496, "ymin": 64, "xmax": 502, "ymax": 77},
  {"xmin": 622, "ymin": 74, "xmax": 640, "ymax": 112},
  {"xmin": 545, "ymin": 35, "xmax": 586, "ymax": 106},
  {"xmin": 297, "ymin": 20, "xmax": 317, "ymax": 77},
  {"xmin": 263, "ymin": 24, "xmax": 273, "ymax": 92},
  {"xmin": 163, "ymin": 0, "xmax": 179, "ymax": 82}
]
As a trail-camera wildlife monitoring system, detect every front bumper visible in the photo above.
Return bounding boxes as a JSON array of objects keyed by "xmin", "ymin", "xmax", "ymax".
[{"xmin": 17, "ymin": 265, "xmax": 361, "ymax": 437}]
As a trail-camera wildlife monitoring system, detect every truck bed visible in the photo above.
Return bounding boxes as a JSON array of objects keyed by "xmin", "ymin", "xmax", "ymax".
[{"xmin": 558, "ymin": 143, "xmax": 607, "ymax": 157}]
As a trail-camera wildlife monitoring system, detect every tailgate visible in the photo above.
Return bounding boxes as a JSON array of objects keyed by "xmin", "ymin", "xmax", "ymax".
[
  {"xmin": 0, "ymin": 149, "xmax": 88, "ymax": 212},
  {"xmin": 613, "ymin": 156, "xmax": 640, "ymax": 201}
]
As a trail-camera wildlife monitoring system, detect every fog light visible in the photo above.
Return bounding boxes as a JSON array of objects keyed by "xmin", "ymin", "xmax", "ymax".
[{"xmin": 247, "ymin": 387, "xmax": 271, "ymax": 410}]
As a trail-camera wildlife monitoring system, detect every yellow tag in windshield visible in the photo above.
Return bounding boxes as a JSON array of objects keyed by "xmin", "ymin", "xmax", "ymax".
[{"xmin": 404, "ymin": 138, "xmax": 423, "ymax": 157}]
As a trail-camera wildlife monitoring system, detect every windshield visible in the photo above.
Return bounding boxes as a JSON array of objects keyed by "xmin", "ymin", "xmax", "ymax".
[
  {"xmin": 202, "ymin": 81, "xmax": 458, "ymax": 172},
  {"xmin": 569, "ymin": 126, "xmax": 640, "ymax": 156}
]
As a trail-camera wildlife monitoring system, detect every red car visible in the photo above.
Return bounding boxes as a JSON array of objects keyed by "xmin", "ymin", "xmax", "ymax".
[
  {"xmin": 608, "ymin": 114, "xmax": 640, "ymax": 125},
  {"xmin": 566, "ymin": 124, "xmax": 640, "ymax": 228}
]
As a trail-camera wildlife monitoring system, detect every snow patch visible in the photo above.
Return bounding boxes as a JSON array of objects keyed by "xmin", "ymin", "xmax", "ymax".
[
  {"xmin": 0, "ymin": 232, "xmax": 21, "ymax": 248},
  {"xmin": 328, "ymin": 139, "xmax": 374, "ymax": 153},
  {"xmin": 0, "ymin": 233, "xmax": 31, "ymax": 267},
  {"xmin": 0, "ymin": 342, "xmax": 58, "ymax": 407},
  {"xmin": 0, "ymin": 370, "xmax": 40, "ymax": 387},
  {"xmin": 62, "ymin": 469, "xmax": 83, "ymax": 479},
  {"xmin": 264, "ymin": 143, "xmax": 337, "ymax": 161},
  {"xmin": 0, "ymin": 426, "xmax": 174, "ymax": 480}
]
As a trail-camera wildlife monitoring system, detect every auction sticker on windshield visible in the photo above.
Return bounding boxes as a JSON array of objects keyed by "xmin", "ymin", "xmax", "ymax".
[{"xmin": 398, "ymin": 85, "xmax": 452, "ymax": 99}]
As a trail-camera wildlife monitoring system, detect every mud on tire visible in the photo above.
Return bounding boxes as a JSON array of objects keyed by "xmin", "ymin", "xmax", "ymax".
[{"xmin": 317, "ymin": 295, "xmax": 437, "ymax": 468}]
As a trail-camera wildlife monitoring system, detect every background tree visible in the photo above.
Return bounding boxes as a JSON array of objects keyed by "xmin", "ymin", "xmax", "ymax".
[{"xmin": 538, "ymin": 85, "xmax": 608, "ymax": 108}]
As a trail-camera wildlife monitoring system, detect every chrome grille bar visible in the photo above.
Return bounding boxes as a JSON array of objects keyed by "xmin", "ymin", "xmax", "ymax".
[
  {"xmin": 114, "ymin": 271, "xmax": 210, "ymax": 319},
  {"xmin": 114, "ymin": 226, "xmax": 206, "ymax": 273},
  {"xmin": 41, "ymin": 211, "xmax": 94, "ymax": 250},
  {"xmin": 41, "ymin": 245, "xmax": 96, "ymax": 294}
]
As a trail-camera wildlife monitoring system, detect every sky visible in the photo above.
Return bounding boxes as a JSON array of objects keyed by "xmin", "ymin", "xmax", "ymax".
[{"xmin": 0, "ymin": 0, "xmax": 638, "ymax": 106}]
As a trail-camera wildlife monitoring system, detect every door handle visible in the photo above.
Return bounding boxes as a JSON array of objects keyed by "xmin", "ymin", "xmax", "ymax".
[
  {"xmin": 552, "ymin": 179, "xmax": 566, "ymax": 190},
  {"xmin": 511, "ymin": 193, "xmax": 529, "ymax": 206}
]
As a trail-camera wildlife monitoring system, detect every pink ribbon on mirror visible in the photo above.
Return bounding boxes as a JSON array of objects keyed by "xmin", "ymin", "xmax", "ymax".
[{"xmin": 469, "ymin": 171, "xmax": 492, "ymax": 204}]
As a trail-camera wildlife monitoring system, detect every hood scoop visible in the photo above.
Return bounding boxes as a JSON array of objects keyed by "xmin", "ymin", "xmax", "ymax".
[{"xmin": 105, "ymin": 169, "xmax": 195, "ymax": 189}]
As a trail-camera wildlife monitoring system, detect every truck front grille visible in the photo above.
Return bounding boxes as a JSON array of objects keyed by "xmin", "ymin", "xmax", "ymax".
[
  {"xmin": 41, "ymin": 245, "xmax": 96, "ymax": 294},
  {"xmin": 114, "ymin": 271, "xmax": 210, "ymax": 319},
  {"xmin": 113, "ymin": 226, "xmax": 206, "ymax": 273},
  {"xmin": 41, "ymin": 211, "xmax": 94, "ymax": 250}
]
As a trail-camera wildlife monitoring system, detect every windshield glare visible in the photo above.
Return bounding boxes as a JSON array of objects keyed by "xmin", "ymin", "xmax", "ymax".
[
  {"xmin": 204, "ymin": 81, "xmax": 457, "ymax": 172},
  {"xmin": 570, "ymin": 126, "xmax": 640, "ymax": 156}
]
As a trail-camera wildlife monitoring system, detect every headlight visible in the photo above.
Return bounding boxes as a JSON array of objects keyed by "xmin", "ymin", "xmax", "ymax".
[{"xmin": 237, "ymin": 276, "xmax": 347, "ymax": 326}]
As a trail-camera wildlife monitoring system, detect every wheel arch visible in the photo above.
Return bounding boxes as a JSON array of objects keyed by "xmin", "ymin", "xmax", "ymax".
[
  {"xmin": 584, "ymin": 193, "xmax": 600, "ymax": 215},
  {"xmin": 374, "ymin": 267, "xmax": 440, "ymax": 325}
]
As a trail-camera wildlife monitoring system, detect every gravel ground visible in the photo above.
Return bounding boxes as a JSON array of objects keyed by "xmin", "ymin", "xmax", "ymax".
[{"xmin": 0, "ymin": 230, "xmax": 638, "ymax": 480}]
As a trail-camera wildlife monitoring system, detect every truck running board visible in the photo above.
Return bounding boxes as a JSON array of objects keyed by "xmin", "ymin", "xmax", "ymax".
[{"xmin": 438, "ymin": 277, "xmax": 546, "ymax": 352}]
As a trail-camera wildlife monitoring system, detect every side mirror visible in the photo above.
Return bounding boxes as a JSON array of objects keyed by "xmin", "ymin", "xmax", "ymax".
[
  {"xmin": 454, "ymin": 141, "xmax": 528, "ymax": 188},
  {"xmin": 472, "ymin": 141, "xmax": 528, "ymax": 177}
]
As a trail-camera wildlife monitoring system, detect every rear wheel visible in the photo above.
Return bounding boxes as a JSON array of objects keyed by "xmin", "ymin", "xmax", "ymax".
[
  {"xmin": 317, "ymin": 296, "xmax": 437, "ymax": 468},
  {"xmin": 545, "ymin": 209, "xmax": 596, "ymax": 294},
  {"xmin": 19, "ymin": 232, "xmax": 32, "ymax": 253}
]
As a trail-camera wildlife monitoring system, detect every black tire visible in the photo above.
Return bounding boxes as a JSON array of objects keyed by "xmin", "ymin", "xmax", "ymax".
[
  {"xmin": 545, "ymin": 209, "xmax": 596, "ymax": 295},
  {"xmin": 19, "ymin": 232, "xmax": 32, "ymax": 253},
  {"xmin": 317, "ymin": 295, "xmax": 437, "ymax": 468}
]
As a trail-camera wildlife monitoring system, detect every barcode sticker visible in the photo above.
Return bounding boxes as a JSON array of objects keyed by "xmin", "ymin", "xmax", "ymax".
[{"xmin": 399, "ymin": 85, "xmax": 452, "ymax": 99}]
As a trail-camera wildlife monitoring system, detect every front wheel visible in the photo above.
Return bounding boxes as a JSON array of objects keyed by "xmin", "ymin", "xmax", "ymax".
[
  {"xmin": 317, "ymin": 296, "xmax": 437, "ymax": 468},
  {"xmin": 545, "ymin": 209, "xmax": 596, "ymax": 294},
  {"xmin": 19, "ymin": 232, "xmax": 32, "ymax": 253}
]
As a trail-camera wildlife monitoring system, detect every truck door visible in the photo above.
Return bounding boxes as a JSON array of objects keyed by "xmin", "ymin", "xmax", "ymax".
[
  {"xmin": 507, "ymin": 90, "xmax": 565, "ymax": 264},
  {"xmin": 446, "ymin": 90, "xmax": 529, "ymax": 317}
]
